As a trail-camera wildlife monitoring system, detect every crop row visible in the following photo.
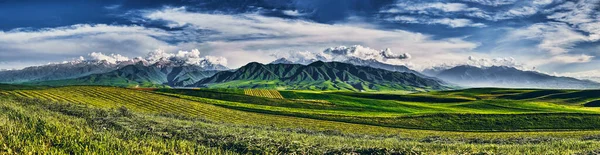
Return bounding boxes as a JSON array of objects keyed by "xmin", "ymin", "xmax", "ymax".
[
  {"xmin": 5, "ymin": 86, "xmax": 600, "ymax": 139},
  {"xmin": 1, "ymin": 86, "xmax": 414, "ymax": 135},
  {"xmin": 244, "ymin": 89, "xmax": 284, "ymax": 99}
]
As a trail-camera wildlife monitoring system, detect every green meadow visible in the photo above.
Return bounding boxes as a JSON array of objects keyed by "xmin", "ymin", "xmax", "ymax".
[{"xmin": 2, "ymin": 84, "xmax": 600, "ymax": 154}]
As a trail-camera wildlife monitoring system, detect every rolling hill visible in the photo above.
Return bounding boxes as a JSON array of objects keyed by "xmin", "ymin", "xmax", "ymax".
[{"xmin": 189, "ymin": 61, "xmax": 449, "ymax": 91}]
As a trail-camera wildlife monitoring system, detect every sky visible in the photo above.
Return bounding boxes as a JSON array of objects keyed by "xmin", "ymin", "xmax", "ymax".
[{"xmin": 0, "ymin": 0, "xmax": 599, "ymax": 80}]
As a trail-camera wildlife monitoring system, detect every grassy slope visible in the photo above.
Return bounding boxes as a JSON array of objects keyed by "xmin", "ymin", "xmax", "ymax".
[
  {"xmin": 4, "ymin": 86, "xmax": 600, "ymax": 154},
  {"xmin": 3, "ymin": 86, "xmax": 600, "ymax": 131},
  {"xmin": 0, "ymin": 86, "xmax": 444, "ymax": 134},
  {"xmin": 5, "ymin": 98, "xmax": 600, "ymax": 154},
  {"xmin": 155, "ymin": 88, "xmax": 600, "ymax": 131}
]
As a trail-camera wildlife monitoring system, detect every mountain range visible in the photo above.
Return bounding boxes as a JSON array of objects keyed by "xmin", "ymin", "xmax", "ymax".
[
  {"xmin": 30, "ymin": 61, "xmax": 224, "ymax": 87},
  {"xmin": 430, "ymin": 65, "xmax": 600, "ymax": 89},
  {"xmin": 189, "ymin": 61, "xmax": 448, "ymax": 91},
  {"xmin": 0, "ymin": 60, "xmax": 128, "ymax": 83},
  {"xmin": 271, "ymin": 57, "xmax": 425, "ymax": 77},
  {"xmin": 2, "ymin": 57, "xmax": 600, "ymax": 90}
]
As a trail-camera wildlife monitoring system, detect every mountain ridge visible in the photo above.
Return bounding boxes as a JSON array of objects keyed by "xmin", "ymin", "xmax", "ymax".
[
  {"xmin": 190, "ymin": 61, "xmax": 449, "ymax": 91},
  {"xmin": 1, "ymin": 58, "xmax": 228, "ymax": 85},
  {"xmin": 29, "ymin": 61, "xmax": 224, "ymax": 87}
]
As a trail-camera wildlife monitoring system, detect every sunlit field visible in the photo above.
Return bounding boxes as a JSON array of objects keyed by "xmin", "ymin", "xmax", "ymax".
[{"xmin": 2, "ymin": 85, "xmax": 600, "ymax": 154}]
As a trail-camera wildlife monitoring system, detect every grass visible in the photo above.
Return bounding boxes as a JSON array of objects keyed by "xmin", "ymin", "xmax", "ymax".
[
  {"xmin": 150, "ymin": 88, "xmax": 600, "ymax": 131},
  {"xmin": 0, "ymin": 98, "xmax": 235, "ymax": 154},
  {"xmin": 3, "ymin": 86, "xmax": 600, "ymax": 131},
  {"xmin": 3, "ymin": 85, "xmax": 600, "ymax": 153},
  {"xmin": 4, "ymin": 98, "xmax": 600, "ymax": 154}
]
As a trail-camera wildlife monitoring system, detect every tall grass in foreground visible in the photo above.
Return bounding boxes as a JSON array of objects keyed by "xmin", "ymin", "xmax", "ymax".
[{"xmin": 2, "ymin": 97, "xmax": 600, "ymax": 154}]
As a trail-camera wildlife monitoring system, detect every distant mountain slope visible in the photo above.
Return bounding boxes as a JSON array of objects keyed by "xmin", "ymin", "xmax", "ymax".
[
  {"xmin": 434, "ymin": 65, "xmax": 600, "ymax": 89},
  {"xmin": 33, "ymin": 62, "xmax": 221, "ymax": 87},
  {"xmin": 343, "ymin": 58, "xmax": 426, "ymax": 77},
  {"xmin": 0, "ymin": 61, "xmax": 129, "ymax": 83},
  {"xmin": 190, "ymin": 61, "xmax": 448, "ymax": 91}
]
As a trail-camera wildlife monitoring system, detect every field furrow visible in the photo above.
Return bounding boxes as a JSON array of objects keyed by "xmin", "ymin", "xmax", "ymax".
[{"xmin": 244, "ymin": 89, "xmax": 284, "ymax": 99}]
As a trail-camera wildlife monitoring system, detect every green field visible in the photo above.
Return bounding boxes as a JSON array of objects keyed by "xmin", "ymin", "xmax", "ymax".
[{"xmin": 2, "ymin": 85, "xmax": 600, "ymax": 154}]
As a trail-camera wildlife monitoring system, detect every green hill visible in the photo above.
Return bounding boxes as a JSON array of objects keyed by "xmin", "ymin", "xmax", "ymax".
[{"xmin": 189, "ymin": 61, "xmax": 449, "ymax": 91}]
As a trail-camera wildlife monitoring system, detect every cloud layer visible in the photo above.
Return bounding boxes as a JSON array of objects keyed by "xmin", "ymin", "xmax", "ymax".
[
  {"xmin": 73, "ymin": 49, "xmax": 228, "ymax": 68},
  {"xmin": 0, "ymin": 24, "xmax": 174, "ymax": 67},
  {"xmin": 0, "ymin": 0, "xmax": 599, "ymax": 82},
  {"xmin": 142, "ymin": 7, "xmax": 479, "ymax": 69},
  {"xmin": 273, "ymin": 45, "xmax": 411, "ymax": 64}
]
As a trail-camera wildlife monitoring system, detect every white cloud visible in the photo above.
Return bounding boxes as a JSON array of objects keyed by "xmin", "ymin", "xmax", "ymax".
[
  {"xmin": 533, "ymin": 0, "xmax": 554, "ymax": 5},
  {"xmin": 282, "ymin": 10, "xmax": 308, "ymax": 17},
  {"xmin": 67, "ymin": 49, "xmax": 228, "ymax": 68},
  {"xmin": 432, "ymin": 18, "xmax": 486, "ymax": 28},
  {"xmin": 500, "ymin": 21, "xmax": 598, "ymax": 66},
  {"xmin": 0, "ymin": 24, "xmax": 174, "ymax": 65},
  {"xmin": 146, "ymin": 49, "xmax": 174, "ymax": 63},
  {"xmin": 549, "ymin": 54, "xmax": 594, "ymax": 64},
  {"xmin": 385, "ymin": 2, "xmax": 471, "ymax": 13},
  {"xmin": 272, "ymin": 45, "xmax": 411, "ymax": 65},
  {"xmin": 202, "ymin": 56, "xmax": 228, "ymax": 67},
  {"xmin": 89, "ymin": 52, "xmax": 130, "ymax": 64},
  {"xmin": 546, "ymin": 0, "xmax": 600, "ymax": 42},
  {"xmin": 486, "ymin": 0, "xmax": 600, "ymax": 68},
  {"xmin": 546, "ymin": 0, "xmax": 598, "ymax": 25},
  {"xmin": 479, "ymin": 1, "xmax": 556, "ymax": 21},
  {"xmin": 0, "ymin": 24, "xmax": 168, "ymax": 43},
  {"xmin": 388, "ymin": 16, "xmax": 486, "ymax": 28},
  {"xmin": 467, "ymin": 56, "xmax": 521, "ymax": 67},
  {"xmin": 461, "ymin": 0, "xmax": 519, "ymax": 6},
  {"xmin": 168, "ymin": 49, "xmax": 228, "ymax": 66},
  {"xmin": 143, "ymin": 7, "xmax": 480, "ymax": 69},
  {"xmin": 382, "ymin": 0, "xmax": 552, "ymax": 22},
  {"xmin": 505, "ymin": 22, "xmax": 590, "ymax": 55},
  {"xmin": 389, "ymin": 16, "xmax": 419, "ymax": 23},
  {"xmin": 143, "ymin": 49, "xmax": 228, "ymax": 67},
  {"xmin": 382, "ymin": 2, "xmax": 488, "ymax": 18},
  {"xmin": 497, "ymin": 6, "xmax": 538, "ymax": 19},
  {"xmin": 271, "ymin": 50, "xmax": 326, "ymax": 64},
  {"xmin": 323, "ymin": 45, "xmax": 411, "ymax": 60}
]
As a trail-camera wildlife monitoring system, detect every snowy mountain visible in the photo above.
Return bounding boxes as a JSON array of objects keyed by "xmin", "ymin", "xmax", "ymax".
[
  {"xmin": 0, "ymin": 49, "xmax": 229, "ymax": 84},
  {"xmin": 270, "ymin": 45, "xmax": 424, "ymax": 77},
  {"xmin": 0, "ymin": 60, "xmax": 134, "ymax": 83}
]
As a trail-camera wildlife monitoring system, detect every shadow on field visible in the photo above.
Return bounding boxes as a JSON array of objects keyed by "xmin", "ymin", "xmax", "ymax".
[
  {"xmin": 584, "ymin": 100, "xmax": 600, "ymax": 107},
  {"xmin": 332, "ymin": 92, "xmax": 473, "ymax": 103},
  {"xmin": 539, "ymin": 90, "xmax": 600, "ymax": 103},
  {"xmin": 498, "ymin": 90, "xmax": 568, "ymax": 100}
]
